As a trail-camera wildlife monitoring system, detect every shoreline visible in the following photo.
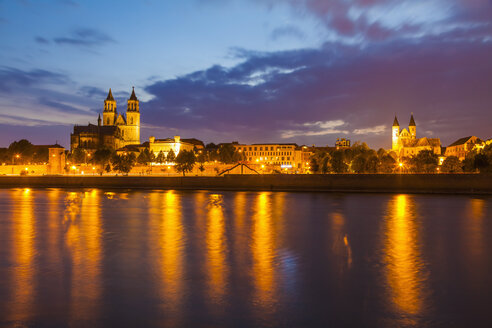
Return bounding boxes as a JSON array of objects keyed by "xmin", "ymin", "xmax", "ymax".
[{"xmin": 0, "ymin": 174, "xmax": 491, "ymax": 194}]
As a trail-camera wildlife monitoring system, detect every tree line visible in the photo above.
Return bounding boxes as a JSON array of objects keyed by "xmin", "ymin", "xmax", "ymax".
[{"xmin": 309, "ymin": 142, "xmax": 492, "ymax": 174}]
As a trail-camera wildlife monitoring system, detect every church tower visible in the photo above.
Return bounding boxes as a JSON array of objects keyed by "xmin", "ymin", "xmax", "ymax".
[
  {"xmin": 125, "ymin": 87, "xmax": 140, "ymax": 145},
  {"xmin": 103, "ymin": 88, "xmax": 117, "ymax": 126},
  {"xmin": 392, "ymin": 115, "xmax": 400, "ymax": 151},
  {"xmin": 409, "ymin": 114, "xmax": 416, "ymax": 139}
]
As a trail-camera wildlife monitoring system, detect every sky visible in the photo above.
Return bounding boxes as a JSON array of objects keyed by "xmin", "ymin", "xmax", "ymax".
[{"xmin": 0, "ymin": 0, "xmax": 491, "ymax": 149}]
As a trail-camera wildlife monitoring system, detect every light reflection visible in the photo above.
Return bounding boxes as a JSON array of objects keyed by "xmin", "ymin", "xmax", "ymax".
[
  {"xmin": 384, "ymin": 194, "xmax": 427, "ymax": 321},
  {"xmin": 464, "ymin": 198, "xmax": 486, "ymax": 290},
  {"xmin": 207, "ymin": 194, "xmax": 228, "ymax": 304},
  {"xmin": 206, "ymin": 194, "xmax": 228, "ymax": 306},
  {"xmin": 65, "ymin": 189, "xmax": 102, "ymax": 324},
  {"xmin": 7, "ymin": 188, "xmax": 36, "ymax": 323},
  {"xmin": 330, "ymin": 212, "xmax": 352, "ymax": 272},
  {"xmin": 159, "ymin": 191, "xmax": 185, "ymax": 319},
  {"xmin": 251, "ymin": 192, "xmax": 276, "ymax": 310}
]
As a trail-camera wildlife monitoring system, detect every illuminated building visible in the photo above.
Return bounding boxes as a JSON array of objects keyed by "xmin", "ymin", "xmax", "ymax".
[
  {"xmin": 116, "ymin": 136, "xmax": 204, "ymax": 159},
  {"xmin": 70, "ymin": 88, "xmax": 141, "ymax": 151},
  {"xmin": 335, "ymin": 138, "xmax": 351, "ymax": 149},
  {"xmin": 445, "ymin": 136, "xmax": 482, "ymax": 160},
  {"xmin": 391, "ymin": 114, "xmax": 441, "ymax": 157},
  {"xmin": 233, "ymin": 143, "xmax": 312, "ymax": 171}
]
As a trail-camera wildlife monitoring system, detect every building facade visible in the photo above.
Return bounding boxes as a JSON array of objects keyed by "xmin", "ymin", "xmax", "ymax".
[
  {"xmin": 391, "ymin": 114, "xmax": 441, "ymax": 157},
  {"xmin": 71, "ymin": 88, "xmax": 141, "ymax": 151},
  {"xmin": 445, "ymin": 136, "xmax": 482, "ymax": 160},
  {"xmin": 233, "ymin": 143, "xmax": 312, "ymax": 171}
]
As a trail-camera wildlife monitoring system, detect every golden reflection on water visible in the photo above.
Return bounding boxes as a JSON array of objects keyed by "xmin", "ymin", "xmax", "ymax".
[
  {"xmin": 251, "ymin": 192, "xmax": 277, "ymax": 310},
  {"xmin": 8, "ymin": 188, "xmax": 36, "ymax": 323},
  {"xmin": 384, "ymin": 194, "xmax": 426, "ymax": 320},
  {"xmin": 206, "ymin": 193, "xmax": 228, "ymax": 305},
  {"xmin": 330, "ymin": 212, "xmax": 352, "ymax": 273},
  {"xmin": 64, "ymin": 189, "xmax": 102, "ymax": 324},
  {"xmin": 158, "ymin": 191, "xmax": 185, "ymax": 318},
  {"xmin": 465, "ymin": 199, "xmax": 486, "ymax": 289}
]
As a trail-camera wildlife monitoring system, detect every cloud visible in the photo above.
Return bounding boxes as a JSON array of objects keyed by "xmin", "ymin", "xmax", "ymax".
[
  {"xmin": 281, "ymin": 119, "xmax": 350, "ymax": 139},
  {"xmin": 0, "ymin": 67, "xmax": 68, "ymax": 91},
  {"xmin": 353, "ymin": 125, "xmax": 386, "ymax": 135},
  {"xmin": 141, "ymin": 34, "xmax": 492, "ymax": 147},
  {"xmin": 270, "ymin": 25, "xmax": 306, "ymax": 41},
  {"xmin": 53, "ymin": 28, "xmax": 115, "ymax": 47},
  {"xmin": 34, "ymin": 36, "xmax": 50, "ymax": 44}
]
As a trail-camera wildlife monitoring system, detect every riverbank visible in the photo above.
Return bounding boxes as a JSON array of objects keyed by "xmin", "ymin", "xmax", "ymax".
[{"xmin": 0, "ymin": 174, "xmax": 491, "ymax": 194}]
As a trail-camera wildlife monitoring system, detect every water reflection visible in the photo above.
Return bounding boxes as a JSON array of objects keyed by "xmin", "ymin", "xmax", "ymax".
[
  {"xmin": 330, "ymin": 211, "xmax": 352, "ymax": 274},
  {"xmin": 464, "ymin": 199, "xmax": 486, "ymax": 291},
  {"xmin": 8, "ymin": 188, "xmax": 36, "ymax": 324},
  {"xmin": 206, "ymin": 193, "xmax": 229, "ymax": 306},
  {"xmin": 159, "ymin": 191, "xmax": 185, "ymax": 321},
  {"xmin": 64, "ymin": 189, "xmax": 102, "ymax": 324},
  {"xmin": 384, "ymin": 194, "xmax": 428, "ymax": 323},
  {"xmin": 251, "ymin": 192, "xmax": 277, "ymax": 312}
]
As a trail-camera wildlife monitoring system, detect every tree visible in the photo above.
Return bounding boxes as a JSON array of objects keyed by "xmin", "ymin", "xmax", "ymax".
[
  {"xmin": 196, "ymin": 151, "xmax": 207, "ymax": 164},
  {"xmin": 156, "ymin": 151, "xmax": 166, "ymax": 164},
  {"xmin": 93, "ymin": 148, "xmax": 112, "ymax": 166},
  {"xmin": 378, "ymin": 154, "xmax": 396, "ymax": 173},
  {"xmin": 441, "ymin": 156, "xmax": 462, "ymax": 173},
  {"xmin": 71, "ymin": 148, "xmax": 86, "ymax": 164},
  {"xmin": 365, "ymin": 155, "xmax": 379, "ymax": 173},
  {"xmin": 218, "ymin": 144, "xmax": 237, "ymax": 164},
  {"xmin": 309, "ymin": 157, "xmax": 320, "ymax": 173},
  {"xmin": 166, "ymin": 149, "xmax": 176, "ymax": 163},
  {"xmin": 474, "ymin": 153, "xmax": 490, "ymax": 173},
  {"xmin": 32, "ymin": 147, "xmax": 49, "ymax": 164},
  {"xmin": 137, "ymin": 148, "xmax": 154, "ymax": 165},
  {"xmin": 175, "ymin": 150, "xmax": 196, "ymax": 176},
  {"xmin": 330, "ymin": 151, "xmax": 348, "ymax": 173},
  {"xmin": 8, "ymin": 139, "xmax": 34, "ymax": 164},
  {"xmin": 198, "ymin": 164, "xmax": 205, "ymax": 175},
  {"xmin": 111, "ymin": 153, "xmax": 136, "ymax": 174},
  {"xmin": 413, "ymin": 150, "xmax": 438, "ymax": 173},
  {"xmin": 352, "ymin": 154, "xmax": 366, "ymax": 173}
]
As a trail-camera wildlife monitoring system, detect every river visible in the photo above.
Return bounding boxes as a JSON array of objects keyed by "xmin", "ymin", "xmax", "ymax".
[{"xmin": 0, "ymin": 188, "xmax": 490, "ymax": 327}]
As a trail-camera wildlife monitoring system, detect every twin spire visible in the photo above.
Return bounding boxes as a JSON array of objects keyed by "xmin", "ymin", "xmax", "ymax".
[
  {"xmin": 106, "ymin": 87, "xmax": 139, "ymax": 102},
  {"xmin": 393, "ymin": 114, "xmax": 415, "ymax": 127}
]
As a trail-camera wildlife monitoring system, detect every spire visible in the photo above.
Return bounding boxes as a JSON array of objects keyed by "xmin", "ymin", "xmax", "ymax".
[
  {"xmin": 409, "ymin": 113, "xmax": 416, "ymax": 127},
  {"xmin": 106, "ymin": 88, "xmax": 115, "ymax": 101},
  {"xmin": 392, "ymin": 115, "xmax": 400, "ymax": 127},
  {"xmin": 129, "ymin": 86, "xmax": 138, "ymax": 101}
]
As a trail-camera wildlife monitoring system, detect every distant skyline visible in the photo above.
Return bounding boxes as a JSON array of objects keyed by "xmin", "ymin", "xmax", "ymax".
[{"xmin": 1, "ymin": 0, "xmax": 491, "ymax": 149}]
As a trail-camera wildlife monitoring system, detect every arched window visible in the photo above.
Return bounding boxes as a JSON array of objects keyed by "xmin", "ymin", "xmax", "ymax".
[
  {"xmin": 130, "ymin": 117, "xmax": 133, "ymax": 125},
  {"xmin": 106, "ymin": 118, "xmax": 110, "ymax": 125}
]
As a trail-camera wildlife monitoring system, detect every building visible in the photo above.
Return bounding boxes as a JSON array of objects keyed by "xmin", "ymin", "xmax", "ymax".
[
  {"xmin": 391, "ymin": 114, "xmax": 441, "ymax": 157},
  {"xmin": 116, "ymin": 136, "xmax": 204, "ymax": 159},
  {"xmin": 233, "ymin": 143, "xmax": 312, "ymax": 172},
  {"xmin": 71, "ymin": 88, "xmax": 141, "ymax": 151},
  {"xmin": 335, "ymin": 138, "xmax": 351, "ymax": 149},
  {"xmin": 445, "ymin": 136, "xmax": 482, "ymax": 160}
]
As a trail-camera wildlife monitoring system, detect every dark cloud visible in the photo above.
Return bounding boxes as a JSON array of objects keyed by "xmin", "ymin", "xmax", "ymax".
[
  {"xmin": 142, "ymin": 37, "xmax": 492, "ymax": 148},
  {"xmin": 53, "ymin": 28, "xmax": 115, "ymax": 47},
  {"xmin": 0, "ymin": 67, "xmax": 68, "ymax": 92},
  {"xmin": 78, "ymin": 86, "xmax": 107, "ymax": 99},
  {"xmin": 34, "ymin": 36, "xmax": 50, "ymax": 44},
  {"xmin": 270, "ymin": 25, "xmax": 306, "ymax": 41}
]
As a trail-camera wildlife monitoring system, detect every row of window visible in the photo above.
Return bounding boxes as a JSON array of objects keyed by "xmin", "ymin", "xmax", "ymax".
[
  {"xmin": 245, "ymin": 151, "xmax": 292, "ymax": 157},
  {"xmin": 249, "ymin": 156, "xmax": 290, "ymax": 161},
  {"xmin": 237, "ymin": 146, "xmax": 295, "ymax": 152}
]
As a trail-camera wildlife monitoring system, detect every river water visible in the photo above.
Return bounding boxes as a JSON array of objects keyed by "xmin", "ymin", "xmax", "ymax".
[{"xmin": 0, "ymin": 188, "xmax": 490, "ymax": 327}]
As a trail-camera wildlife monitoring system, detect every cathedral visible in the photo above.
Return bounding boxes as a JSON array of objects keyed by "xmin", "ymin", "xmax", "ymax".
[
  {"xmin": 70, "ymin": 88, "xmax": 141, "ymax": 151},
  {"xmin": 391, "ymin": 114, "xmax": 441, "ymax": 157}
]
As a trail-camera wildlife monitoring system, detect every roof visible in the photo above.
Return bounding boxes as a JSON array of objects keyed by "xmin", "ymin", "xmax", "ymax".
[
  {"xmin": 129, "ymin": 87, "xmax": 138, "ymax": 101},
  {"xmin": 447, "ymin": 136, "xmax": 482, "ymax": 147},
  {"xmin": 106, "ymin": 88, "xmax": 115, "ymax": 101},
  {"xmin": 401, "ymin": 137, "xmax": 441, "ymax": 148},
  {"xmin": 409, "ymin": 114, "xmax": 416, "ymax": 127},
  {"xmin": 181, "ymin": 138, "xmax": 205, "ymax": 147},
  {"xmin": 392, "ymin": 116, "xmax": 400, "ymax": 127},
  {"xmin": 73, "ymin": 123, "xmax": 118, "ymax": 135}
]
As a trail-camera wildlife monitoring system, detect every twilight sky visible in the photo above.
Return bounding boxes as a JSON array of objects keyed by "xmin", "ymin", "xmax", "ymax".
[{"xmin": 0, "ymin": 0, "xmax": 491, "ymax": 149}]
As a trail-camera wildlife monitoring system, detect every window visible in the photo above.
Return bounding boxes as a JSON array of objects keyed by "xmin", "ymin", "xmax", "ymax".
[
  {"xmin": 130, "ymin": 117, "xmax": 133, "ymax": 124},
  {"xmin": 260, "ymin": 147, "xmax": 263, "ymax": 151}
]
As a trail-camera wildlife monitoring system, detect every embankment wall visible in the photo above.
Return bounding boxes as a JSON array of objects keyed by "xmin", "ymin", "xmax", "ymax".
[{"xmin": 0, "ymin": 174, "xmax": 491, "ymax": 194}]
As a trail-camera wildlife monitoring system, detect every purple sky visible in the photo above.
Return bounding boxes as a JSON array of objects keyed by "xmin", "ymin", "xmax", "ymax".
[{"xmin": 0, "ymin": 0, "xmax": 491, "ymax": 149}]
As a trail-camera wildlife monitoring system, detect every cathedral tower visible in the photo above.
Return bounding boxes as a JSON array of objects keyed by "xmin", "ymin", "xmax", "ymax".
[
  {"xmin": 125, "ymin": 87, "xmax": 140, "ymax": 145},
  {"xmin": 409, "ymin": 114, "xmax": 416, "ymax": 139},
  {"xmin": 392, "ymin": 115, "xmax": 400, "ymax": 151},
  {"xmin": 103, "ymin": 88, "xmax": 117, "ymax": 126}
]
